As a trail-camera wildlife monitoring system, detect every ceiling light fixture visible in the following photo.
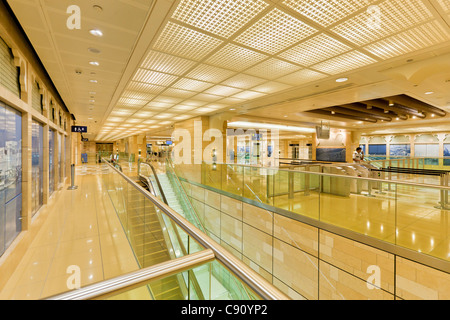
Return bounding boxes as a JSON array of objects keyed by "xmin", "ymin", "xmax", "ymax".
[
  {"xmin": 336, "ymin": 77, "xmax": 348, "ymax": 83},
  {"xmin": 89, "ymin": 61, "xmax": 100, "ymax": 66},
  {"xmin": 89, "ymin": 29, "xmax": 103, "ymax": 37},
  {"xmin": 425, "ymin": 91, "xmax": 434, "ymax": 95},
  {"xmin": 90, "ymin": 79, "xmax": 98, "ymax": 83}
]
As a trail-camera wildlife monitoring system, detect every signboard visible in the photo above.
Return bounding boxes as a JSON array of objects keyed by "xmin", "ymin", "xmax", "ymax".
[{"xmin": 72, "ymin": 126, "xmax": 87, "ymax": 133}]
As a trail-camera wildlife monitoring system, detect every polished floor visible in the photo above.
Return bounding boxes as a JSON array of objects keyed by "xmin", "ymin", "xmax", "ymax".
[{"xmin": 0, "ymin": 165, "xmax": 144, "ymax": 300}]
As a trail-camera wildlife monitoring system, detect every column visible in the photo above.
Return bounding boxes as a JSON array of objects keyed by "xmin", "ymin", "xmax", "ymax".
[{"xmin": 21, "ymin": 112, "xmax": 32, "ymax": 230}]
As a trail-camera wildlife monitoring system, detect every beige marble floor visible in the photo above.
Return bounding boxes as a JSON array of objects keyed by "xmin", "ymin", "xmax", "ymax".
[{"xmin": 0, "ymin": 164, "xmax": 147, "ymax": 300}]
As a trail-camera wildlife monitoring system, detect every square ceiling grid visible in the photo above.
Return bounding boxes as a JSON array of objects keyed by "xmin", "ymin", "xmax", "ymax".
[{"xmin": 98, "ymin": 0, "xmax": 450, "ymax": 141}]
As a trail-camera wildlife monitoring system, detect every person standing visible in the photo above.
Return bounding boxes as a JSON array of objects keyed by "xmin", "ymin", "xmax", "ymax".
[{"xmin": 353, "ymin": 147, "xmax": 364, "ymax": 163}]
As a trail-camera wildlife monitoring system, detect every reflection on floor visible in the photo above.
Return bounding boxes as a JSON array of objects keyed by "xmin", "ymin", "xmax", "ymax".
[{"xmin": 0, "ymin": 164, "xmax": 145, "ymax": 300}]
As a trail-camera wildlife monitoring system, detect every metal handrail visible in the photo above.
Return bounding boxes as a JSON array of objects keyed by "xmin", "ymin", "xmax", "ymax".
[
  {"xmin": 101, "ymin": 158, "xmax": 290, "ymax": 300},
  {"xmin": 47, "ymin": 249, "xmax": 215, "ymax": 300}
]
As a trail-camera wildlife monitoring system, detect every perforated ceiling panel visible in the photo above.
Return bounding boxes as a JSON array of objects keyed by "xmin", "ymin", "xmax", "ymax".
[
  {"xmin": 310, "ymin": 50, "xmax": 377, "ymax": 74},
  {"xmin": 331, "ymin": 0, "xmax": 434, "ymax": 46},
  {"xmin": 172, "ymin": 0, "xmax": 269, "ymax": 38},
  {"xmin": 364, "ymin": 21, "xmax": 450, "ymax": 59},
  {"xmin": 278, "ymin": 33, "xmax": 352, "ymax": 66},
  {"xmin": 206, "ymin": 43, "xmax": 268, "ymax": 71},
  {"xmin": 282, "ymin": 0, "xmax": 377, "ymax": 27},
  {"xmin": 244, "ymin": 58, "xmax": 302, "ymax": 80},
  {"xmin": 235, "ymin": 8, "xmax": 318, "ymax": 55},
  {"xmin": 96, "ymin": 0, "xmax": 450, "ymax": 140},
  {"xmin": 153, "ymin": 21, "xmax": 223, "ymax": 60},
  {"xmin": 140, "ymin": 51, "xmax": 197, "ymax": 76}
]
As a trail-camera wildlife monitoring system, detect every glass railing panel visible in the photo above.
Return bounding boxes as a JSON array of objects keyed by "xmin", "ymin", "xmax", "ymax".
[
  {"xmin": 243, "ymin": 166, "xmax": 272, "ymax": 206},
  {"xmin": 222, "ymin": 164, "xmax": 244, "ymax": 197},
  {"xmin": 395, "ymin": 183, "xmax": 449, "ymax": 260},
  {"xmin": 102, "ymin": 166, "xmax": 206, "ymax": 270}
]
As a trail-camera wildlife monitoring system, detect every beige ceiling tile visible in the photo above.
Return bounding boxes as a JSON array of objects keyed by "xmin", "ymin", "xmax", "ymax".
[
  {"xmin": 153, "ymin": 21, "xmax": 223, "ymax": 60},
  {"xmin": 244, "ymin": 58, "xmax": 302, "ymax": 80},
  {"xmin": 276, "ymin": 69, "xmax": 327, "ymax": 85},
  {"xmin": 170, "ymin": 105, "xmax": 198, "ymax": 112},
  {"xmin": 152, "ymin": 96, "xmax": 184, "ymax": 104},
  {"xmin": 282, "ymin": 0, "xmax": 378, "ymax": 27},
  {"xmin": 172, "ymin": 78, "xmax": 214, "ymax": 92},
  {"xmin": 250, "ymin": 81, "xmax": 293, "ymax": 93},
  {"xmin": 161, "ymin": 87, "xmax": 196, "ymax": 98},
  {"xmin": 231, "ymin": 90, "xmax": 267, "ymax": 100},
  {"xmin": 140, "ymin": 50, "xmax": 196, "ymax": 75},
  {"xmin": 132, "ymin": 69, "xmax": 178, "ymax": 86},
  {"xmin": 310, "ymin": 50, "xmax": 377, "ymax": 75},
  {"xmin": 216, "ymin": 97, "xmax": 246, "ymax": 105},
  {"xmin": 117, "ymin": 97, "xmax": 148, "ymax": 107},
  {"xmin": 331, "ymin": 0, "xmax": 434, "ymax": 46},
  {"xmin": 204, "ymin": 85, "xmax": 243, "ymax": 96},
  {"xmin": 121, "ymin": 90, "xmax": 156, "ymax": 101},
  {"xmin": 154, "ymin": 113, "xmax": 176, "ymax": 119},
  {"xmin": 126, "ymin": 81, "xmax": 166, "ymax": 95},
  {"xmin": 186, "ymin": 64, "xmax": 237, "ymax": 83},
  {"xmin": 234, "ymin": 8, "xmax": 317, "ymax": 55},
  {"xmin": 206, "ymin": 43, "xmax": 268, "ymax": 71},
  {"xmin": 190, "ymin": 93, "xmax": 224, "ymax": 102},
  {"xmin": 172, "ymin": 0, "xmax": 269, "ymax": 38},
  {"xmin": 221, "ymin": 74, "xmax": 267, "ymax": 89},
  {"xmin": 133, "ymin": 111, "xmax": 156, "ymax": 118},
  {"xmin": 363, "ymin": 20, "xmax": 450, "ymax": 60},
  {"xmin": 279, "ymin": 33, "xmax": 353, "ymax": 66}
]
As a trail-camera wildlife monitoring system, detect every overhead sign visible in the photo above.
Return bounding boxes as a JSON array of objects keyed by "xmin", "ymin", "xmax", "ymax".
[{"xmin": 72, "ymin": 126, "xmax": 87, "ymax": 133}]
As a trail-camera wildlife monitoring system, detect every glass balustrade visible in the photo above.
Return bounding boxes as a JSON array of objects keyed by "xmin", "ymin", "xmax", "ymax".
[
  {"xmin": 170, "ymin": 162, "xmax": 450, "ymax": 262},
  {"xmin": 64, "ymin": 159, "xmax": 281, "ymax": 301}
]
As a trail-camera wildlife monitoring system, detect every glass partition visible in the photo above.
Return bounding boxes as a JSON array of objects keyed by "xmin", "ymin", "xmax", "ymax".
[{"xmin": 173, "ymin": 161, "xmax": 450, "ymax": 262}]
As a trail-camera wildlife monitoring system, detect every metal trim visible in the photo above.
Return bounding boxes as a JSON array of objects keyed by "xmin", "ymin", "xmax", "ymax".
[{"xmin": 46, "ymin": 249, "xmax": 216, "ymax": 300}]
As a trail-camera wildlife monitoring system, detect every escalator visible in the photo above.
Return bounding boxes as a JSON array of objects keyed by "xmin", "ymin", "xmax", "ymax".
[{"xmin": 138, "ymin": 160, "xmax": 251, "ymax": 300}]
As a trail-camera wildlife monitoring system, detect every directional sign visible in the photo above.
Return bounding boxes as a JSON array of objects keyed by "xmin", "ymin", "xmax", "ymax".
[{"xmin": 72, "ymin": 126, "xmax": 87, "ymax": 133}]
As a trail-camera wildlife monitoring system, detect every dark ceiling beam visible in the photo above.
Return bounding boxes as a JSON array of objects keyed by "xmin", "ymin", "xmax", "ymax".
[
  {"xmin": 386, "ymin": 95, "xmax": 446, "ymax": 117},
  {"xmin": 340, "ymin": 103, "xmax": 408, "ymax": 120},
  {"xmin": 324, "ymin": 106, "xmax": 392, "ymax": 122},
  {"xmin": 304, "ymin": 109, "xmax": 377, "ymax": 123},
  {"xmin": 362, "ymin": 99, "xmax": 426, "ymax": 119}
]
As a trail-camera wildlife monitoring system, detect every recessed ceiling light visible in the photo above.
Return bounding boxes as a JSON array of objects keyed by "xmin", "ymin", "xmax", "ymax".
[
  {"xmin": 230, "ymin": 108, "xmax": 236, "ymax": 111},
  {"xmin": 336, "ymin": 77, "xmax": 348, "ymax": 83},
  {"xmin": 89, "ymin": 61, "xmax": 100, "ymax": 66},
  {"xmin": 90, "ymin": 79, "xmax": 98, "ymax": 83},
  {"xmin": 431, "ymin": 114, "xmax": 435, "ymax": 117},
  {"xmin": 90, "ymin": 100, "xmax": 95, "ymax": 103},
  {"xmin": 425, "ymin": 91, "xmax": 434, "ymax": 95},
  {"xmin": 89, "ymin": 29, "xmax": 103, "ymax": 37}
]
